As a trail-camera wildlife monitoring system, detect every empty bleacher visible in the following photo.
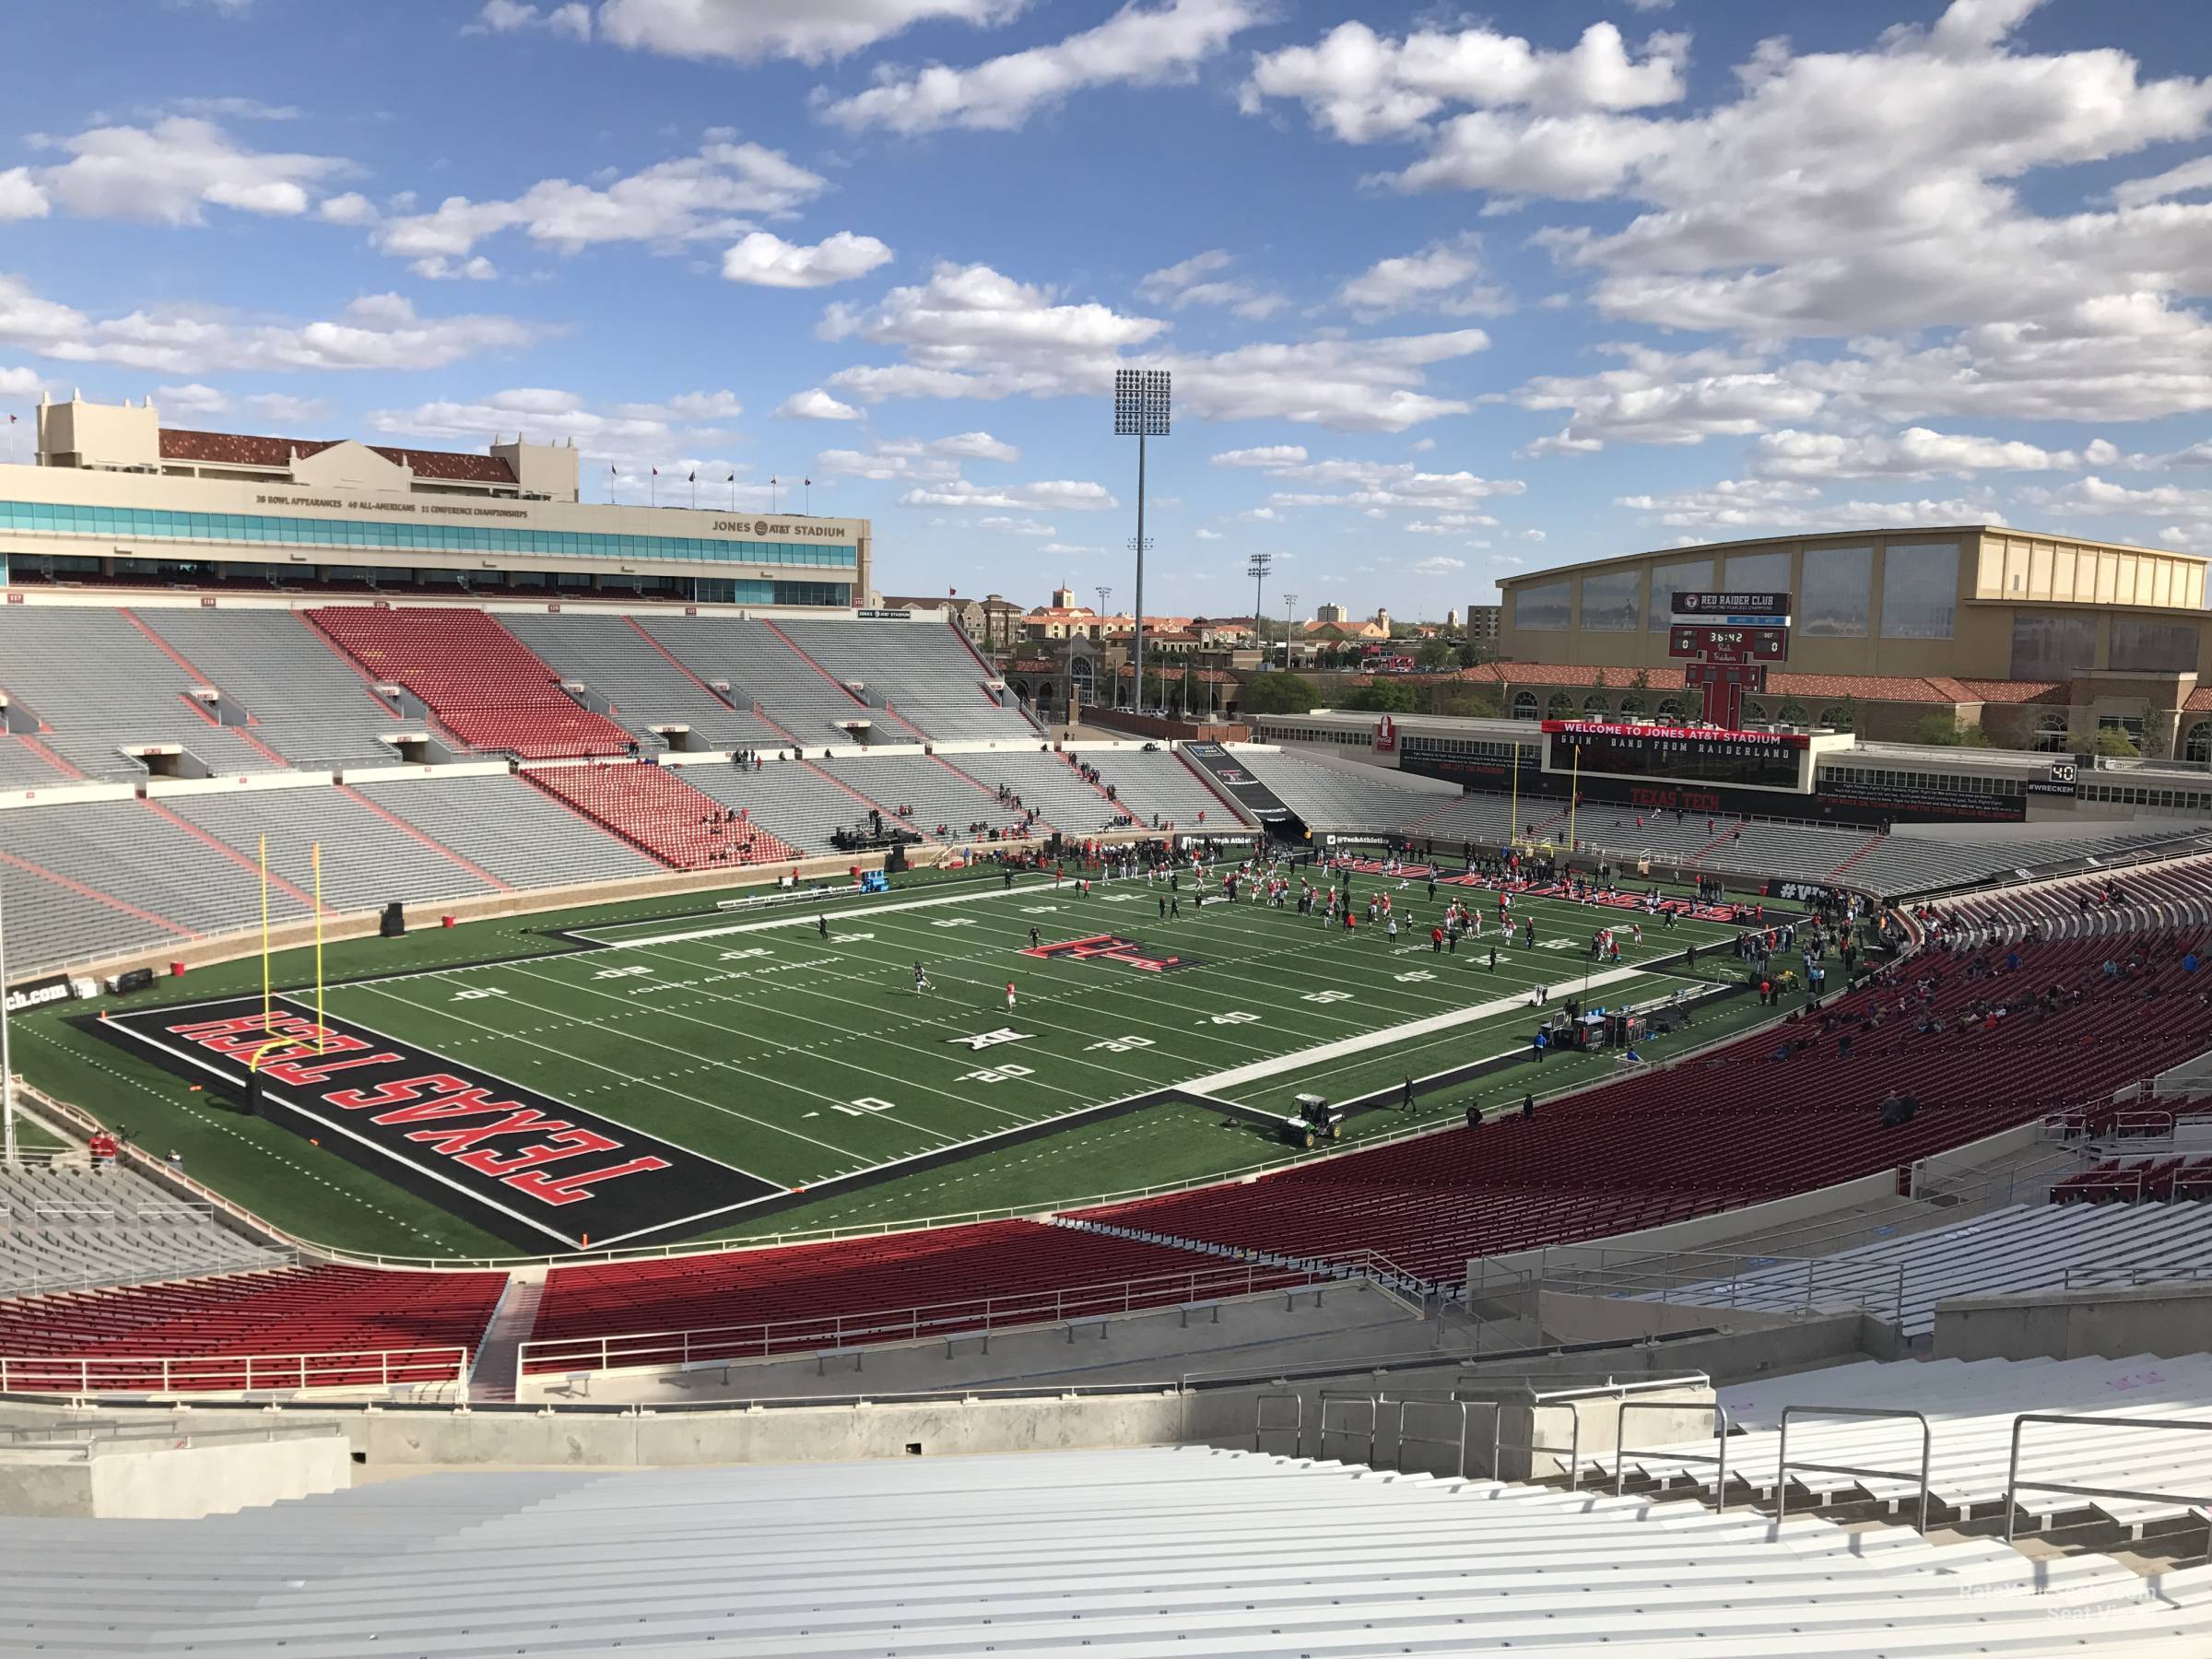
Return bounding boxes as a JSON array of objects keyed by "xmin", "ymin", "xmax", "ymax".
[
  {"xmin": 524, "ymin": 760, "xmax": 798, "ymax": 871},
  {"xmin": 1101, "ymin": 746, "xmax": 1251, "ymax": 830},
  {"xmin": 0, "ymin": 736, "xmax": 72, "ymax": 789},
  {"xmin": 940, "ymin": 748, "xmax": 1135, "ymax": 835},
  {"xmin": 777, "ymin": 616, "xmax": 1036, "ymax": 740},
  {"xmin": 0, "ymin": 1162, "xmax": 289, "ymax": 1295},
  {"xmin": 1634, "ymin": 1201, "xmax": 2212, "ymax": 1338},
  {"xmin": 349, "ymin": 771, "xmax": 663, "ymax": 890},
  {"xmin": 500, "ymin": 613, "xmax": 787, "ymax": 751},
  {"xmin": 1613, "ymin": 1351, "xmax": 2212, "ymax": 1537},
  {"xmin": 1074, "ymin": 934, "xmax": 2212, "ymax": 1282},
  {"xmin": 306, "ymin": 606, "xmax": 634, "ymax": 759},
  {"xmin": 131, "ymin": 608, "xmax": 404, "ymax": 771},
  {"xmin": 161, "ymin": 785, "xmax": 500, "ymax": 912},
  {"xmin": 0, "ymin": 1263, "xmax": 505, "ymax": 1392},
  {"xmin": 523, "ymin": 1220, "xmax": 1258, "ymax": 1372},
  {"xmin": 1849, "ymin": 824, "xmax": 2211, "ymax": 897},
  {"xmin": 815, "ymin": 753, "xmax": 1036, "ymax": 841},
  {"xmin": 0, "ymin": 798, "xmax": 308, "ymax": 973},
  {"xmin": 634, "ymin": 615, "xmax": 873, "ymax": 745},
  {"xmin": 0, "ymin": 606, "xmax": 281, "ymax": 779},
  {"xmin": 1224, "ymin": 747, "xmax": 1456, "ymax": 832},
  {"xmin": 6, "ymin": 1447, "xmax": 2203, "ymax": 1653},
  {"xmin": 672, "ymin": 757, "xmax": 879, "ymax": 856}
]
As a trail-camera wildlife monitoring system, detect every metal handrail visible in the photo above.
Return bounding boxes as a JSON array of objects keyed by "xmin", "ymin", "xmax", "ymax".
[
  {"xmin": 1393, "ymin": 1396, "xmax": 1471, "ymax": 1478},
  {"xmin": 2006, "ymin": 1412, "xmax": 2212, "ymax": 1561},
  {"xmin": 1316, "ymin": 1391, "xmax": 1381, "ymax": 1465},
  {"xmin": 1615, "ymin": 1398, "xmax": 1730, "ymax": 1508},
  {"xmin": 1776, "ymin": 1404, "xmax": 1934, "ymax": 1533},
  {"xmin": 1251, "ymin": 1389, "xmax": 1302, "ymax": 1454},
  {"xmin": 517, "ymin": 1259, "xmax": 1335, "ymax": 1377},
  {"xmin": 0, "ymin": 1345, "xmax": 470, "ymax": 1396}
]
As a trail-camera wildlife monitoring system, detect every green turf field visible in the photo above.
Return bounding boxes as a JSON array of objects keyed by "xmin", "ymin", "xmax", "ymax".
[{"xmin": 17, "ymin": 862, "xmax": 1791, "ymax": 1258}]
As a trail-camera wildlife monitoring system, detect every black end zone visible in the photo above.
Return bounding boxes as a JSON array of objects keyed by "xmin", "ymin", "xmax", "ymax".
[{"xmin": 90, "ymin": 995, "xmax": 780, "ymax": 1253}]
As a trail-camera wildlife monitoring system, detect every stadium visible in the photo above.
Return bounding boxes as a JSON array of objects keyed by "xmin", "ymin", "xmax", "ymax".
[{"xmin": 2, "ymin": 387, "xmax": 2212, "ymax": 1652}]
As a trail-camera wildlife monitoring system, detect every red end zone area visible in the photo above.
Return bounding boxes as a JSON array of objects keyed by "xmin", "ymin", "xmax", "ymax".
[{"xmin": 1019, "ymin": 934, "xmax": 1201, "ymax": 972}]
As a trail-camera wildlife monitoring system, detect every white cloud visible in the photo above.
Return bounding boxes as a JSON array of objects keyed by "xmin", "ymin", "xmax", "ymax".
[
  {"xmin": 1617, "ymin": 477, "xmax": 2004, "ymax": 532},
  {"xmin": 823, "ymin": 261, "xmax": 1485, "ymax": 431},
  {"xmin": 1216, "ymin": 448, "xmax": 1524, "ymax": 512},
  {"xmin": 1194, "ymin": 527, "xmax": 1223, "ymax": 539},
  {"xmin": 0, "ymin": 168, "xmax": 50, "ymax": 221},
  {"xmin": 465, "ymin": 0, "xmax": 591, "ymax": 38},
  {"xmin": 1752, "ymin": 426, "xmax": 2087, "ymax": 481},
  {"xmin": 598, "ymin": 0, "xmax": 1025, "ymax": 65},
  {"xmin": 1512, "ymin": 343, "xmax": 1824, "ymax": 452},
  {"xmin": 1413, "ymin": 555, "xmax": 1467, "ymax": 574},
  {"xmin": 978, "ymin": 515, "xmax": 1055, "ymax": 535},
  {"xmin": 821, "ymin": 0, "xmax": 1265, "ymax": 134},
  {"xmin": 900, "ymin": 477, "xmax": 1116, "ymax": 511},
  {"xmin": 722, "ymin": 229, "xmax": 894, "ymax": 288},
  {"xmin": 2022, "ymin": 476, "xmax": 2212, "ymax": 527},
  {"xmin": 1406, "ymin": 512, "xmax": 1496, "ymax": 534},
  {"xmin": 1211, "ymin": 444, "xmax": 1308, "ymax": 468},
  {"xmin": 153, "ymin": 382, "xmax": 229, "ymax": 413},
  {"xmin": 1040, "ymin": 540, "xmax": 1105, "ymax": 556},
  {"xmin": 816, "ymin": 429, "xmax": 1020, "ymax": 480},
  {"xmin": 409, "ymin": 254, "xmax": 499, "ymax": 281},
  {"xmin": 241, "ymin": 392, "xmax": 329, "ymax": 426},
  {"xmin": 372, "ymin": 139, "xmax": 825, "ymax": 261},
  {"xmin": 1238, "ymin": 506, "xmax": 1282, "ymax": 522},
  {"xmin": 1338, "ymin": 235, "xmax": 1508, "ymax": 321},
  {"xmin": 1244, "ymin": 19, "xmax": 1688, "ymax": 144},
  {"xmin": 316, "ymin": 191, "xmax": 376, "ymax": 226},
  {"xmin": 1136, "ymin": 250, "xmax": 1288, "ymax": 320},
  {"xmin": 777, "ymin": 387, "xmax": 863, "ymax": 420},
  {"xmin": 29, "ymin": 116, "xmax": 348, "ymax": 223},
  {"xmin": 0, "ymin": 278, "xmax": 538, "ymax": 375}
]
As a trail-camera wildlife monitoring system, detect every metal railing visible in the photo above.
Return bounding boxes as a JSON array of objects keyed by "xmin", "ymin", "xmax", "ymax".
[
  {"xmin": 0, "ymin": 1345, "xmax": 470, "ymax": 1396},
  {"xmin": 1393, "ymin": 1396, "xmax": 1471, "ymax": 1478},
  {"xmin": 517, "ymin": 1260, "xmax": 1328, "ymax": 1378},
  {"xmin": 1317, "ymin": 1391, "xmax": 1382, "ymax": 1465},
  {"xmin": 1251, "ymin": 1389, "xmax": 1302, "ymax": 1453},
  {"xmin": 1614, "ymin": 1398, "xmax": 1730, "ymax": 1506},
  {"xmin": 1776, "ymin": 1404, "xmax": 1934, "ymax": 1533},
  {"xmin": 2006, "ymin": 1412, "xmax": 2212, "ymax": 1561}
]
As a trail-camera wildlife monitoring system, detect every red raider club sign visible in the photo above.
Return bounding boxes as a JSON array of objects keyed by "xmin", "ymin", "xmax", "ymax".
[{"xmin": 96, "ymin": 996, "xmax": 777, "ymax": 1251}]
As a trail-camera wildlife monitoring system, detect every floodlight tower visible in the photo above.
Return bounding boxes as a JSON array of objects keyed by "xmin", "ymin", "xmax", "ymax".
[
  {"xmin": 1282, "ymin": 593, "xmax": 1299, "ymax": 670},
  {"xmin": 1247, "ymin": 553, "xmax": 1273, "ymax": 668},
  {"xmin": 1113, "ymin": 371, "xmax": 1170, "ymax": 710}
]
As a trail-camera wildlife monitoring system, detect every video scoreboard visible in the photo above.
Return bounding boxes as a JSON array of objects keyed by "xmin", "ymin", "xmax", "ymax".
[{"xmin": 1543, "ymin": 720, "xmax": 1812, "ymax": 793}]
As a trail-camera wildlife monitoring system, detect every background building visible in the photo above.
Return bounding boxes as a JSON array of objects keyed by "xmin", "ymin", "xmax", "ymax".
[
  {"xmin": 1493, "ymin": 526, "xmax": 2212, "ymax": 759},
  {"xmin": 6, "ymin": 393, "xmax": 868, "ymax": 608}
]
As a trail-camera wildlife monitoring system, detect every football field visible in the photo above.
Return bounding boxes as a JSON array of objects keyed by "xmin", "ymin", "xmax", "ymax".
[{"xmin": 95, "ymin": 867, "xmax": 1768, "ymax": 1253}]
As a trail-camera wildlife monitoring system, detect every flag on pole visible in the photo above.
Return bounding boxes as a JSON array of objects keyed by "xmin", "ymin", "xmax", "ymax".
[
  {"xmin": 652, "ymin": 466, "xmax": 658, "ymax": 477},
  {"xmin": 688, "ymin": 470, "xmax": 695, "ymax": 482}
]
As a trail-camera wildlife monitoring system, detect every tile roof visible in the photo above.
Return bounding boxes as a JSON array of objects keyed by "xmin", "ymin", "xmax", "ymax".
[
  {"xmin": 1954, "ymin": 678, "xmax": 2071, "ymax": 704},
  {"xmin": 159, "ymin": 429, "xmax": 514, "ymax": 485}
]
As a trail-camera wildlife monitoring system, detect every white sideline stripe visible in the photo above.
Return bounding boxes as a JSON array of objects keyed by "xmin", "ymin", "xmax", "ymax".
[
  {"xmin": 578, "ymin": 880, "xmax": 1080, "ymax": 948},
  {"xmin": 1182, "ymin": 963, "xmax": 1650, "ymax": 1098}
]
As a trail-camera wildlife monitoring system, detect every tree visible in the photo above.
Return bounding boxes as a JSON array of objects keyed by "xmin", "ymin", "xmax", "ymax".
[
  {"xmin": 1346, "ymin": 678, "xmax": 1418, "ymax": 713},
  {"xmin": 1454, "ymin": 640, "xmax": 1481, "ymax": 669},
  {"xmin": 2089, "ymin": 725, "xmax": 2141, "ymax": 758},
  {"xmin": 1417, "ymin": 637, "xmax": 1453, "ymax": 670},
  {"xmin": 1238, "ymin": 672, "xmax": 1321, "ymax": 716},
  {"xmin": 1911, "ymin": 713, "xmax": 1994, "ymax": 747},
  {"xmin": 1434, "ymin": 681, "xmax": 1503, "ymax": 718},
  {"xmin": 1778, "ymin": 697, "xmax": 1811, "ymax": 725},
  {"xmin": 1630, "ymin": 667, "xmax": 1652, "ymax": 691}
]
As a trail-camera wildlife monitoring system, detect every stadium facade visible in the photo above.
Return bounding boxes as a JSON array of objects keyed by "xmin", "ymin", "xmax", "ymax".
[
  {"xmin": 1493, "ymin": 526, "xmax": 2212, "ymax": 758},
  {"xmin": 2, "ymin": 393, "xmax": 869, "ymax": 609}
]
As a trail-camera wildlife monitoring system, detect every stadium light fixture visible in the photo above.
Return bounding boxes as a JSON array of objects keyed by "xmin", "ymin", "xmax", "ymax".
[
  {"xmin": 1282, "ymin": 593, "xmax": 1298, "ymax": 670},
  {"xmin": 1247, "ymin": 552, "xmax": 1272, "ymax": 667},
  {"xmin": 1113, "ymin": 370, "xmax": 1170, "ymax": 709}
]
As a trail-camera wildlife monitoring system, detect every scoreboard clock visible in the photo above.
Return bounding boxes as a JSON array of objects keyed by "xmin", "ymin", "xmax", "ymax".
[{"xmin": 1667, "ymin": 623, "xmax": 1789, "ymax": 664}]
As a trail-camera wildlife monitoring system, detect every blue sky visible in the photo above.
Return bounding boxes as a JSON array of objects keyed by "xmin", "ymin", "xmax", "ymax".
[{"xmin": 1, "ymin": 0, "xmax": 2208, "ymax": 621}]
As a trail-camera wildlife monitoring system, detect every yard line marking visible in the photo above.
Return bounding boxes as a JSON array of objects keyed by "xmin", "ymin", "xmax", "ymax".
[
  {"xmin": 342, "ymin": 977, "xmax": 879, "ymax": 1166},
  {"xmin": 1182, "ymin": 964, "xmax": 1650, "ymax": 1098}
]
